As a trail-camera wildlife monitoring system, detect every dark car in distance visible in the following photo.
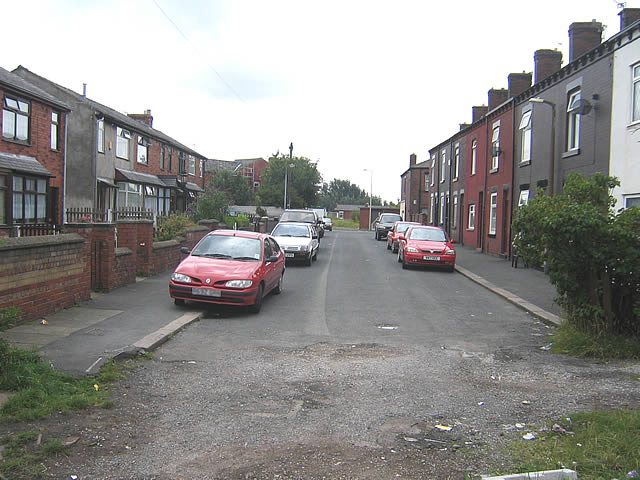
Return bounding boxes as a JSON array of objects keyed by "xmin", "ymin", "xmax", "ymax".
[{"xmin": 373, "ymin": 213, "xmax": 403, "ymax": 240}]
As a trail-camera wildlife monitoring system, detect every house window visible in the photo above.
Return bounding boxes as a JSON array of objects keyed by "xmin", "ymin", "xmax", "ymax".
[
  {"xmin": 338, "ymin": 211, "xmax": 344, "ymax": 219},
  {"xmin": 567, "ymin": 89, "xmax": 581, "ymax": 151},
  {"xmin": 468, "ymin": 204, "xmax": 475, "ymax": 230},
  {"xmin": 0, "ymin": 175, "xmax": 6, "ymax": 224},
  {"xmin": 633, "ymin": 64, "xmax": 640, "ymax": 122},
  {"xmin": 440, "ymin": 150, "xmax": 446, "ymax": 183},
  {"xmin": 144, "ymin": 185, "xmax": 158, "ymax": 212},
  {"xmin": 116, "ymin": 127, "xmax": 131, "ymax": 159},
  {"xmin": 179, "ymin": 152, "xmax": 186, "ymax": 174},
  {"xmin": 2, "ymin": 95, "xmax": 30, "ymax": 142},
  {"xmin": 159, "ymin": 187, "xmax": 171, "ymax": 214},
  {"xmin": 424, "ymin": 171, "xmax": 429, "ymax": 191},
  {"xmin": 453, "ymin": 144, "xmax": 460, "ymax": 180},
  {"xmin": 625, "ymin": 196, "xmax": 640, "ymax": 208},
  {"xmin": 168, "ymin": 150, "xmax": 173, "ymax": 171},
  {"xmin": 430, "ymin": 193, "xmax": 434, "ymax": 224},
  {"xmin": 97, "ymin": 119, "xmax": 105, "ymax": 153},
  {"xmin": 471, "ymin": 139, "xmax": 477, "ymax": 175},
  {"xmin": 452, "ymin": 195, "xmax": 458, "ymax": 228},
  {"xmin": 431, "ymin": 159, "xmax": 435, "ymax": 186},
  {"xmin": 489, "ymin": 192, "xmax": 498, "ymax": 235},
  {"xmin": 199, "ymin": 159, "xmax": 204, "ymax": 178},
  {"xmin": 439, "ymin": 193, "xmax": 445, "ymax": 224},
  {"xmin": 491, "ymin": 125, "xmax": 500, "ymax": 170},
  {"xmin": 137, "ymin": 136, "xmax": 148, "ymax": 164},
  {"xmin": 161, "ymin": 147, "xmax": 166, "ymax": 169},
  {"xmin": 189, "ymin": 155, "xmax": 196, "ymax": 175},
  {"xmin": 13, "ymin": 175, "xmax": 47, "ymax": 223},
  {"xmin": 50, "ymin": 111, "xmax": 59, "ymax": 150},
  {"xmin": 117, "ymin": 182, "xmax": 142, "ymax": 208},
  {"xmin": 519, "ymin": 110, "xmax": 532, "ymax": 162},
  {"xmin": 518, "ymin": 189, "xmax": 530, "ymax": 207}
]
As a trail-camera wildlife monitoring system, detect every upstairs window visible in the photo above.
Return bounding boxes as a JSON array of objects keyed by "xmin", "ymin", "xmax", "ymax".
[
  {"xmin": 116, "ymin": 127, "xmax": 131, "ymax": 159},
  {"xmin": 161, "ymin": 147, "xmax": 166, "ymax": 169},
  {"xmin": 519, "ymin": 110, "xmax": 532, "ymax": 163},
  {"xmin": 137, "ymin": 136, "xmax": 148, "ymax": 164},
  {"xmin": 0, "ymin": 175, "xmax": 6, "ymax": 224},
  {"xmin": 453, "ymin": 144, "xmax": 460, "ymax": 180},
  {"xmin": 189, "ymin": 155, "xmax": 196, "ymax": 175},
  {"xmin": 440, "ymin": 150, "xmax": 446, "ymax": 183},
  {"xmin": 430, "ymin": 159, "xmax": 435, "ymax": 186},
  {"xmin": 50, "ymin": 111, "xmax": 59, "ymax": 150},
  {"xmin": 491, "ymin": 125, "xmax": 500, "ymax": 170},
  {"xmin": 3, "ymin": 96, "xmax": 30, "ymax": 142},
  {"xmin": 199, "ymin": 159, "xmax": 204, "ymax": 178},
  {"xmin": 633, "ymin": 64, "xmax": 640, "ymax": 122},
  {"xmin": 471, "ymin": 139, "xmax": 477, "ymax": 175},
  {"xmin": 97, "ymin": 119, "xmax": 105, "ymax": 153},
  {"xmin": 424, "ymin": 171, "xmax": 429, "ymax": 191},
  {"xmin": 567, "ymin": 89, "xmax": 581, "ymax": 151},
  {"xmin": 179, "ymin": 152, "xmax": 186, "ymax": 174}
]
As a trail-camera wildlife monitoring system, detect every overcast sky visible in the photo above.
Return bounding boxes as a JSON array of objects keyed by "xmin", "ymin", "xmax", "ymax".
[{"xmin": 3, "ymin": 0, "xmax": 630, "ymax": 202}]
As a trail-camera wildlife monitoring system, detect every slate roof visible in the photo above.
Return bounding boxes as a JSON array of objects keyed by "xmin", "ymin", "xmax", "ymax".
[
  {"xmin": 0, "ymin": 66, "xmax": 70, "ymax": 110},
  {"xmin": 12, "ymin": 66, "xmax": 207, "ymax": 159},
  {"xmin": 0, "ymin": 152, "xmax": 52, "ymax": 176}
]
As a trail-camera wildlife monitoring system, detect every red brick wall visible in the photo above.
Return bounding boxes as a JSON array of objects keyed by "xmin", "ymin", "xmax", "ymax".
[
  {"xmin": 0, "ymin": 234, "xmax": 91, "ymax": 321},
  {"xmin": 137, "ymin": 141, "xmax": 205, "ymax": 189},
  {"xmin": 0, "ymin": 87, "xmax": 66, "ymax": 224}
]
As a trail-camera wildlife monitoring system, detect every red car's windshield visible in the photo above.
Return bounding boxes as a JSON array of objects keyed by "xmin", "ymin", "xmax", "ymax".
[
  {"xmin": 409, "ymin": 229, "xmax": 447, "ymax": 242},
  {"xmin": 192, "ymin": 235, "xmax": 261, "ymax": 261}
]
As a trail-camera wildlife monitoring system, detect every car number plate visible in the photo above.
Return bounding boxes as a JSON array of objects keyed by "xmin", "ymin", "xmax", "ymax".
[
  {"xmin": 285, "ymin": 253, "xmax": 294, "ymax": 258},
  {"xmin": 192, "ymin": 287, "xmax": 221, "ymax": 297},
  {"xmin": 423, "ymin": 255, "xmax": 441, "ymax": 261}
]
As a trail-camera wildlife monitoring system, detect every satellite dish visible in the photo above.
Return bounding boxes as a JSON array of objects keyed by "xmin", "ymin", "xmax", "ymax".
[{"xmin": 572, "ymin": 99, "xmax": 593, "ymax": 115}]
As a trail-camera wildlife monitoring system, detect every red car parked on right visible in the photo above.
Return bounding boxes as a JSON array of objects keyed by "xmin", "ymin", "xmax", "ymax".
[
  {"xmin": 397, "ymin": 225, "xmax": 456, "ymax": 272},
  {"xmin": 386, "ymin": 221, "xmax": 420, "ymax": 253}
]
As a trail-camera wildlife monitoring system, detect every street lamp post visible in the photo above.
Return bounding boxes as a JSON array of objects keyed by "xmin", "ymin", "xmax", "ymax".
[
  {"xmin": 529, "ymin": 98, "xmax": 556, "ymax": 195},
  {"xmin": 364, "ymin": 168, "xmax": 373, "ymax": 230},
  {"xmin": 283, "ymin": 142, "xmax": 293, "ymax": 210}
]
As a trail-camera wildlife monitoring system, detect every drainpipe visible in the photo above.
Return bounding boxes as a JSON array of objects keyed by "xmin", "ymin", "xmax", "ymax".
[
  {"xmin": 509, "ymin": 98, "xmax": 517, "ymax": 261},
  {"xmin": 63, "ymin": 110, "xmax": 69, "ymax": 224},
  {"xmin": 481, "ymin": 115, "xmax": 489, "ymax": 253}
]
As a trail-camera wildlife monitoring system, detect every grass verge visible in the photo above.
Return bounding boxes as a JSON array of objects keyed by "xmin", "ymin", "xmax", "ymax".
[
  {"xmin": 506, "ymin": 410, "xmax": 640, "ymax": 478},
  {"xmin": 332, "ymin": 218, "xmax": 360, "ymax": 229},
  {"xmin": 0, "ymin": 340, "xmax": 122, "ymax": 423},
  {"xmin": 550, "ymin": 322, "xmax": 640, "ymax": 360}
]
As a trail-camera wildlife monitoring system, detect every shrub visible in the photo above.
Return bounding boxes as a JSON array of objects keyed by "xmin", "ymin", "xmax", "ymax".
[
  {"xmin": 512, "ymin": 173, "xmax": 640, "ymax": 336},
  {"xmin": 0, "ymin": 307, "xmax": 22, "ymax": 331},
  {"xmin": 191, "ymin": 187, "xmax": 229, "ymax": 222},
  {"xmin": 156, "ymin": 214, "xmax": 194, "ymax": 241},
  {"xmin": 223, "ymin": 214, "xmax": 250, "ymax": 228}
]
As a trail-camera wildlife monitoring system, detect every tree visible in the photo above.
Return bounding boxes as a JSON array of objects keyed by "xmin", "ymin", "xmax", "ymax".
[
  {"xmin": 512, "ymin": 172, "xmax": 640, "ymax": 336},
  {"xmin": 316, "ymin": 178, "xmax": 381, "ymax": 210},
  {"xmin": 257, "ymin": 155, "xmax": 322, "ymax": 208},
  {"xmin": 190, "ymin": 185, "xmax": 229, "ymax": 222},
  {"xmin": 209, "ymin": 169, "xmax": 253, "ymax": 205}
]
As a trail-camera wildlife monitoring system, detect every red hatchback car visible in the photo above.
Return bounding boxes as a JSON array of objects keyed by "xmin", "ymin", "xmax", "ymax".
[
  {"xmin": 397, "ymin": 225, "xmax": 456, "ymax": 272},
  {"xmin": 169, "ymin": 230, "xmax": 285, "ymax": 313},
  {"xmin": 386, "ymin": 221, "xmax": 421, "ymax": 253}
]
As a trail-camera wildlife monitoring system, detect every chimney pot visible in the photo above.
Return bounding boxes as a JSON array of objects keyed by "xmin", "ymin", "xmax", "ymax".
[
  {"xmin": 534, "ymin": 49, "xmax": 563, "ymax": 83},
  {"xmin": 568, "ymin": 21, "xmax": 603, "ymax": 62},
  {"xmin": 619, "ymin": 8, "xmax": 640, "ymax": 30}
]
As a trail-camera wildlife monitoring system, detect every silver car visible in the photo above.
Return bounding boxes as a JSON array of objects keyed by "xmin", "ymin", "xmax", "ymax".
[{"xmin": 271, "ymin": 222, "xmax": 319, "ymax": 266}]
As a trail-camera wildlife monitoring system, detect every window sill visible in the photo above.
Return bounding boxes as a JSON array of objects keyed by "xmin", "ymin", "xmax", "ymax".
[
  {"xmin": 467, "ymin": 228, "xmax": 475, "ymax": 231},
  {"xmin": 2, "ymin": 137, "xmax": 31, "ymax": 147},
  {"xmin": 627, "ymin": 120, "xmax": 640, "ymax": 129},
  {"xmin": 489, "ymin": 168, "xmax": 498, "ymax": 174},
  {"xmin": 562, "ymin": 148, "xmax": 580, "ymax": 159},
  {"xmin": 488, "ymin": 233, "xmax": 496, "ymax": 238},
  {"xmin": 519, "ymin": 160, "xmax": 531, "ymax": 167},
  {"xmin": 116, "ymin": 155, "xmax": 129, "ymax": 160},
  {"xmin": 452, "ymin": 177, "xmax": 459, "ymax": 182}
]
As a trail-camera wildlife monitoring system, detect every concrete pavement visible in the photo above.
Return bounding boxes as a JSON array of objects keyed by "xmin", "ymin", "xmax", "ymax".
[{"xmin": 0, "ymin": 241, "xmax": 564, "ymax": 376}]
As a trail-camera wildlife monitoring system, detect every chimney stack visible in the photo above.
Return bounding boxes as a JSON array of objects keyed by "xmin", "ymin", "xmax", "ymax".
[
  {"xmin": 568, "ymin": 20, "xmax": 603, "ymax": 62},
  {"xmin": 410, "ymin": 153, "xmax": 417, "ymax": 166},
  {"xmin": 459, "ymin": 123, "xmax": 471, "ymax": 131},
  {"xmin": 488, "ymin": 88, "xmax": 508, "ymax": 110},
  {"xmin": 534, "ymin": 49, "xmax": 563, "ymax": 83},
  {"xmin": 508, "ymin": 72, "xmax": 532, "ymax": 97},
  {"xmin": 128, "ymin": 109, "xmax": 154, "ymax": 127},
  {"xmin": 472, "ymin": 106, "xmax": 488, "ymax": 123},
  {"xmin": 82, "ymin": 83, "xmax": 87, "ymax": 97},
  {"xmin": 619, "ymin": 8, "xmax": 640, "ymax": 30}
]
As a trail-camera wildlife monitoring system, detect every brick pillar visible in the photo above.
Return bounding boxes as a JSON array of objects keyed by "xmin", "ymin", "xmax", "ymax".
[
  {"xmin": 116, "ymin": 220, "xmax": 138, "ymax": 269},
  {"xmin": 136, "ymin": 220, "xmax": 154, "ymax": 276}
]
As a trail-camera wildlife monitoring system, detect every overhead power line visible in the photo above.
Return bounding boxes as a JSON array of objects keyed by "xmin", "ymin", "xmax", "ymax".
[{"xmin": 151, "ymin": 0, "xmax": 245, "ymax": 102}]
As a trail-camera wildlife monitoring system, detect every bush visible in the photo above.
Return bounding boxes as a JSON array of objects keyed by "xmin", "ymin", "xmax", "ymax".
[
  {"xmin": 0, "ymin": 307, "xmax": 22, "ymax": 331},
  {"xmin": 156, "ymin": 214, "xmax": 194, "ymax": 241},
  {"xmin": 223, "ymin": 214, "xmax": 250, "ymax": 228},
  {"xmin": 191, "ymin": 187, "xmax": 229, "ymax": 222},
  {"xmin": 512, "ymin": 173, "xmax": 640, "ymax": 336}
]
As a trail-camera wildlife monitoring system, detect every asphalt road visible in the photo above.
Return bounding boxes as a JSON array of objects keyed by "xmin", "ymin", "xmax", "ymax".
[{"xmin": 43, "ymin": 229, "xmax": 640, "ymax": 479}]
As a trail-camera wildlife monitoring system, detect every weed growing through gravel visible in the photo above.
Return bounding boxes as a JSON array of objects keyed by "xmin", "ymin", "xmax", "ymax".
[
  {"xmin": 0, "ymin": 431, "xmax": 69, "ymax": 479},
  {"xmin": 506, "ymin": 410, "xmax": 640, "ymax": 478}
]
